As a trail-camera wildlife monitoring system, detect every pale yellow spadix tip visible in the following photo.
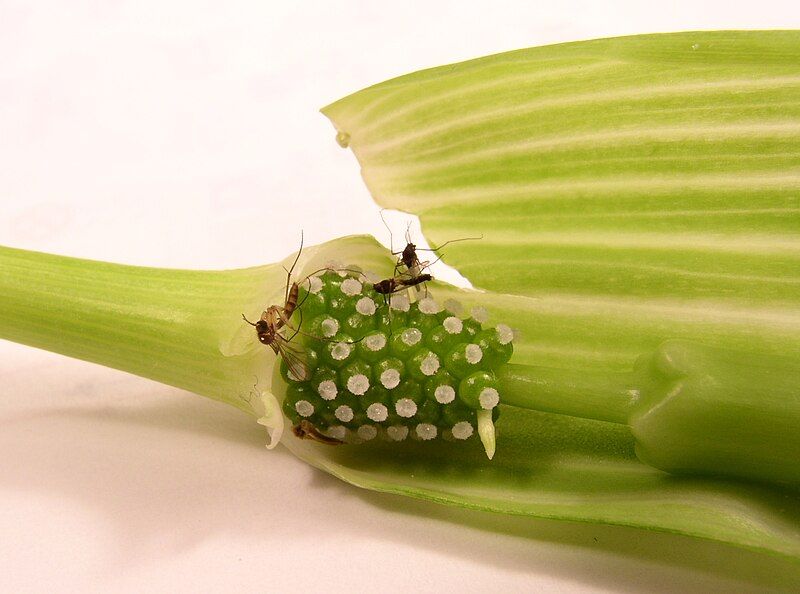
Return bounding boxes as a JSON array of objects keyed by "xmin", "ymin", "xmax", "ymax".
[
  {"xmin": 477, "ymin": 409, "xmax": 496, "ymax": 460},
  {"xmin": 256, "ymin": 391, "xmax": 284, "ymax": 449}
]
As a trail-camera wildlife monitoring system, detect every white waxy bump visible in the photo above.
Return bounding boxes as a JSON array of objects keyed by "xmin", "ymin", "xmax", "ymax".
[
  {"xmin": 335, "ymin": 405, "xmax": 354, "ymax": 423},
  {"xmin": 341, "ymin": 277, "xmax": 363, "ymax": 296},
  {"xmin": 471, "ymin": 306, "xmax": 489, "ymax": 324},
  {"xmin": 331, "ymin": 342, "xmax": 352, "ymax": 361},
  {"xmin": 363, "ymin": 271, "xmax": 382, "ymax": 283},
  {"xmin": 365, "ymin": 333, "xmax": 387, "ymax": 352},
  {"xmin": 395, "ymin": 398, "xmax": 418, "ymax": 418},
  {"xmin": 434, "ymin": 385, "xmax": 456, "ymax": 404},
  {"xmin": 327, "ymin": 425, "xmax": 347, "ymax": 441},
  {"xmin": 321, "ymin": 317, "xmax": 339, "ymax": 338},
  {"xmin": 295, "ymin": 400, "xmax": 314, "ymax": 418},
  {"xmin": 443, "ymin": 316, "xmax": 463, "ymax": 335},
  {"xmin": 465, "ymin": 344, "xmax": 483, "ymax": 364},
  {"xmin": 386, "ymin": 425, "xmax": 409, "ymax": 441},
  {"xmin": 496, "ymin": 323, "xmax": 514, "ymax": 345},
  {"xmin": 317, "ymin": 380, "xmax": 338, "ymax": 400},
  {"xmin": 452, "ymin": 421, "xmax": 474, "ymax": 440},
  {"xmin": 380, "ymin": 368, "xmax": 401, "ymax": 389},
  {"xmin": 390, "ymin": 294, "xmax": 410, "ymax": 312},
  {"xmin": 347, "ymin": 374, "xmax": 370, "ymax": 396},
  {"xmin": 416, "ymin": 423, "xmax": 438, "ymax": 440},
  {"xmin": 366, "ymin": 403, "xmax": 389, "ymax": 422},
  {"xmin": 420, "ymin": 353, "xmax": 440, "ymax": 376},
  {"xmin": 357, "ymin": 425, "xmax": 378, "ymax": 441},
  {"xmin": 444, "ymin": 299, "xmax": 463, "ymax": 315},
  {"xmin": 401, "ymin": 328, "xmax": 422, "ymax": 346},
  {"xmin": 325, "ymin": 260, "xmax": 344, "ymax": 273},
  {"xmin": 479, "ymin": 387, "xmax": 500, "ymax": 410},
  {"xmin": 418, "ymin": 297, "xmax": 442, "ymax": 314},
  {"xmin": 307, "ymin": 276, "xmax": 323, "ymax": 294},
  {"xmin": 356, "ymin": 296, "xmax": 377, "ymax": 315}
]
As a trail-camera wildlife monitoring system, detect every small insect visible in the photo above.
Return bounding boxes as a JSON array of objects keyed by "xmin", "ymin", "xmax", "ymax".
[
  {"xmin": 380, "ymin": 210, "xmax": 481, "ymax": 292},
  {"xmin": 292, "ymin": 420, "xmax": 344, "ymax": 445},
  {"xmin": 242, "ymin": 233, "xmax": 310, "ymax": 381},
  {"xmin": 244, "ymin": 234, "xmax": 367, "ymax": 379},
  {"xmin": 372, "ymin": 273, "xmax": 433, "ymax": 305}
]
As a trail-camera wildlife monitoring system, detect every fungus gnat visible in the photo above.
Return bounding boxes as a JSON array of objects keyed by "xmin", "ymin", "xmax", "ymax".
[
  {"xmin": 380, "ymin": 210, "xmax": 481, "ymax": 293},
  {"xmin": 244, "ymin": 234, "xmax": 367, "ymax": 380},
  {"xmin": 372, "ymin": 273, "xmax": 433, "ymax": 305},
  {"xmin": 292, "ymin": 419, "xmax": 344, "ymax": 445},
  {"xmin": 242, "ymin": 233, "xmax": 311, "ymax": 381}
]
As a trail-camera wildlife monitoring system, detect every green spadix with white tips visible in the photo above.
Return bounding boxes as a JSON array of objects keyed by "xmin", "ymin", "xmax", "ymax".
[
  {"xmin": 2, "ymin": 31, "xmax": 800, "ymax": 580},
  {"xmin": 273, "ymin": 267, "xmax": 507, "ymax": 457}
]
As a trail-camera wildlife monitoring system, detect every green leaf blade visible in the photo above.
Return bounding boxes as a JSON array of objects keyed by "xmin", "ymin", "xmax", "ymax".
[
  {"xmin": 317, "ymin": 32, "xmax": 800, "ymax": 561},
  {"xmin": 323, "ymin": 31, "xmax": 800, "ymax": 373}
]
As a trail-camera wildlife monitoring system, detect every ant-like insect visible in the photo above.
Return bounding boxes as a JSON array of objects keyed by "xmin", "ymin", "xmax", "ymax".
[
  {"xmin": 292, "ymin": 419, "xmax": 344, "ymax": 445},
  {"xmin": 243, "ymin": 233, "xmax": 367, "ymax": 381},
  {"xmin": 371, "ymin": 273, "xmax": 433, "ymax": 305},
  {"xmin": 242, "ymin": 233, "xmax": 311, "ymax": 381},
  {"xmin": 380, "ymin": 210, "xmax": 481, "ymax": 294}
]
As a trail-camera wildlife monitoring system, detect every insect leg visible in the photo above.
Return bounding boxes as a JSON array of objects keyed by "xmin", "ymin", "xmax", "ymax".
[
  {"xmin": 380, "ymin": 209, "xmax": 398, "ymax": 255},
  {"xmin": 284, "ymin": 230, "xmax": 304, "ymax": 306},
  {"xmin": 286, "ymin": 308, "xmax": 303, "ymax": 342}
]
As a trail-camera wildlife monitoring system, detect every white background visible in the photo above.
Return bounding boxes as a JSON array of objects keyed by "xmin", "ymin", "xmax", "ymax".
[{"xmin": 1, "ymin": 2, "xmax": 798, "ymax": 592}]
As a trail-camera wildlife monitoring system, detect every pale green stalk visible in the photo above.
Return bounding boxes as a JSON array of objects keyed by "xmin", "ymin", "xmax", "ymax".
[
  {"xmin": 0, "ymin": 245, "xmax": 278, "ymax": 412},
  {"xmin": 2, "ymin": 31, "xmax": 800, "ymax": 582}
]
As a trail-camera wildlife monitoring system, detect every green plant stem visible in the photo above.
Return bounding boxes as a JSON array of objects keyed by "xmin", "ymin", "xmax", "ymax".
[
  {"xmin": 501, "ymin": 342, "xmax": 800, "ymax": 486},
  {"xmin": 0, "ymin": 245, "xmax": 274, "ymax": 411},
  {"xmin": 7, "ymin": 244, "xmax": 800, "ymax": 487},
  {"xmin": 498, "ymin": 363, "xmax": 635, "ymax": 424}
]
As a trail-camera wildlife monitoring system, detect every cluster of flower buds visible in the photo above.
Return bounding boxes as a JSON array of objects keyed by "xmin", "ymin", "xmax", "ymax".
[{"xmin": 277, "ymin": 268, "xmax": 513, "ymax": 457}]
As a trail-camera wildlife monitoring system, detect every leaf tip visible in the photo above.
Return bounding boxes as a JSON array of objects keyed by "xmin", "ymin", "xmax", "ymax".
[{"xmin": 477, "ymin": 409, "xmax": 496, "ymax": 460}]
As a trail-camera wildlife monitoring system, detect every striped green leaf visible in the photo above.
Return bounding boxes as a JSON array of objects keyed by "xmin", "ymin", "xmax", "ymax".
[{"xmin": 323, "ymin": 31, "xmax": 800, "ymax": 374}]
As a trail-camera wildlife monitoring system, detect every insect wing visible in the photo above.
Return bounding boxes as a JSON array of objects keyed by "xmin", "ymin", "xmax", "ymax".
[
  {"xmin": 307, "ymin": 428, "xmax": 344, "ymax": 445},
  {"xmin": 293, "ymin": 421, "xmax": 344, "ymax": 445},
  {"xmin": 275, "ymin": 336, "xmax": 311, "ymax": 382}
]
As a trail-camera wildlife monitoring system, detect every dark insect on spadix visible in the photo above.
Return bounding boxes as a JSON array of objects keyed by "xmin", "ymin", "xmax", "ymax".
[
  {"xmin": 292, "ymin": 420, "xmax": 344, "ymax": 445},
  {"xmin": 379, "ymin": 210, "xmax": 482, "ymax": 295},
  {"xmin": 242, "ymin": 233, "xmax": 310, "ymax": 381},
  {"xmin": 372, "ymin": 273, "xmax": 432, "ymax": 295}
]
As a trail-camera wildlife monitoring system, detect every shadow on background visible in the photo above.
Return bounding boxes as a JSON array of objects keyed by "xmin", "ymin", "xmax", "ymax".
[{"xmin": 1, "ymin": 380, "xmax": 798, "ymax": 593}]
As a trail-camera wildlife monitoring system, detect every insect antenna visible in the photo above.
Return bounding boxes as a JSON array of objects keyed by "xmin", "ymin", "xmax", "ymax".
[
  {"xmin": 242, "ymin": 313, "xmax": 257, "ymax": 326},
  {"xmin": 404, "ymin": 220, "xmax": 413, "ymax": 246},
  {"xmin": 380, "ymin": 209, "xmax": 399, "ymax": 255},
  {"xmin": 283, "ymin": 230, "xmax": 305, "ymax": 305},
  {"xmin": 415, "ymin": 234, "xmax": 483, "ymax": 252}
]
